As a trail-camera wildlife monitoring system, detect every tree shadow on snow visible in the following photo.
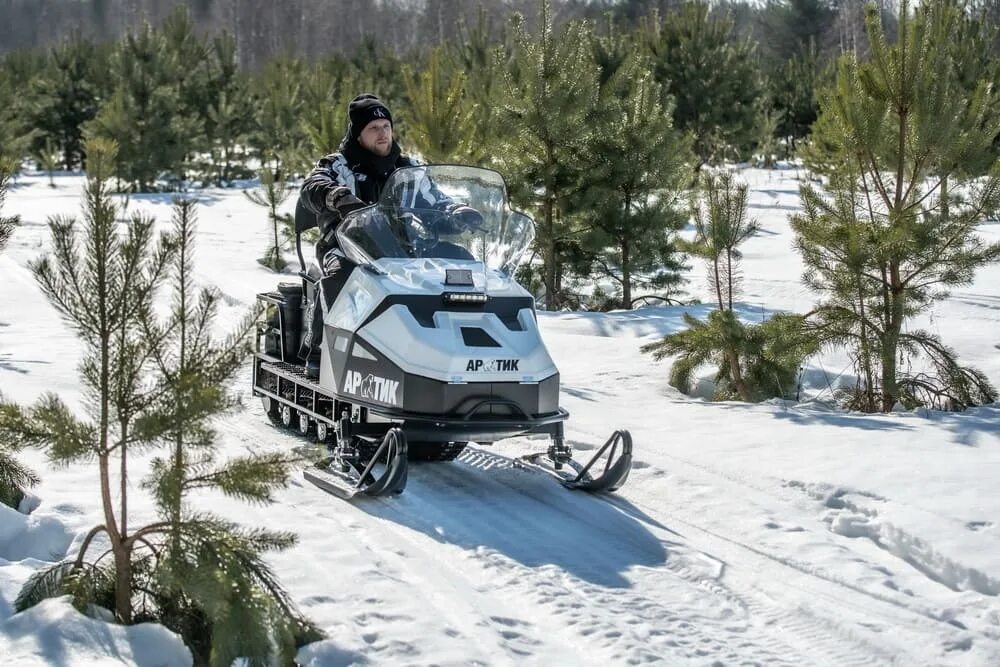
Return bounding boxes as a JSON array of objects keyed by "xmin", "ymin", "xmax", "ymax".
[
  {"xmin": 682, "ymin": 400, "xmax": 916, "ymax": 433},
  {"xmin": 915, "ymin": 405, "xmax": 1000, "ymax": 448},
  {"xmin": 353, "ymin": 447, "xmax": 671, "ymax": 588},
  {"xmin": 544, "ymin": 302, "xmax": 785, "ymax": 340}
]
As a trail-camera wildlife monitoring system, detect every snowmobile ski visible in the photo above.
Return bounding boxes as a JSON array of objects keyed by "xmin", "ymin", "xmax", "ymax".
[
  {"xmin": 517, "ymin": 430, "xmax": 633, "ymax": 493},
  {"xmin": 303, "ymin": 427, "xmax": 409, "ymax": 499}
]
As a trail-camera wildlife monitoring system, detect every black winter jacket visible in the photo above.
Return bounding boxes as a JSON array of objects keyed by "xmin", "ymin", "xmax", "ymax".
[{"xmin": 299, "ymin": 135, "xmax": 419, "ymax": 260}]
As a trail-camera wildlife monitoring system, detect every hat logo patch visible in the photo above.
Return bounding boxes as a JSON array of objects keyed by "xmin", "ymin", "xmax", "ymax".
[{"xmin": 373, "ymin": 108, "xmax": 387, "ymax": 118}]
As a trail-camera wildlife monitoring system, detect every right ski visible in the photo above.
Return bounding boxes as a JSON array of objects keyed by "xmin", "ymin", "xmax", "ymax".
[{"xmin": 516, "ymin": 430, "xmax": 633, "ymax": 493}]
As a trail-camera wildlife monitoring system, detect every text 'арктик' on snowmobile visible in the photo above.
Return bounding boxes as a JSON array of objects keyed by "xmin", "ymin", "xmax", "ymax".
[{"xmin": 251, "ymin": 165, "xmax": 633, "ymax": 499}]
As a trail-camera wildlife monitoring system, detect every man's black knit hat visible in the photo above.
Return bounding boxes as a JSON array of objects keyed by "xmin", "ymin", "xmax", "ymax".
[{"xmin": 348, "ymin": 94, "xmax": 392, "ymax": 139}]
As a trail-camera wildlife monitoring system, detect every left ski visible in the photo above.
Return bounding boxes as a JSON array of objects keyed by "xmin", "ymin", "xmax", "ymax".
[{"xmin": 303, "ymin": 427, "xmax": 409, "ymax": 499}]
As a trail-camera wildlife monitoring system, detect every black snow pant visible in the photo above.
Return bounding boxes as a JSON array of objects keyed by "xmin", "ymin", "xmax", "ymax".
[{"xmin": 298, "ymin": 250, "xmax": 356, "ymax": 370}]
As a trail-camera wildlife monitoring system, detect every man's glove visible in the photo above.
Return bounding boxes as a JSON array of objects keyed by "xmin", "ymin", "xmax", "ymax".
[
  {"xmin": 444, "ymin": 203, "xmax": 485, "ymax": 232},
  {"xmin": 325, "ymin": 186, "xmax": 366, "ymax": 218}
]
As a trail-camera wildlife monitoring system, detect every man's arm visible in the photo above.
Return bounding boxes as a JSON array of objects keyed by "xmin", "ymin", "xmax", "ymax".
[{"xmin": 300, "ymin": 154, "xmax": 358, "ymax": 216}]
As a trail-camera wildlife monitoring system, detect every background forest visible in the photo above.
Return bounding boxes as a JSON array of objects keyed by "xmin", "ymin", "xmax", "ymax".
[{"xmin": 2, "ymin": 0, "xmax": 999, "ymax": 414}]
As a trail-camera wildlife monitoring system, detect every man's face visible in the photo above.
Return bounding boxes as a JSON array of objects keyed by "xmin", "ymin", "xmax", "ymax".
[{"xmin": 359, "ymin": 119, "xmax": 393, "ymax": 157}]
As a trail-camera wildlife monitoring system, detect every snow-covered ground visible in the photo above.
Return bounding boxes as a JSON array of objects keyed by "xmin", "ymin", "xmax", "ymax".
[{"xmin": 1, "ymin": 167, "xmax": 999, "ymax": 666}]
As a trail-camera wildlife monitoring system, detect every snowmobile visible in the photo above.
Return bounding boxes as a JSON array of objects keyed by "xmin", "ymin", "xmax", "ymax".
[{"xmin": 251, "ymin": 165, "xmax": 632, "ymax": 498}]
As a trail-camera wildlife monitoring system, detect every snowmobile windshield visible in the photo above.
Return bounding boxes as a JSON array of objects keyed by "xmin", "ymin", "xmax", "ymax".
[{"xmin": 336, "ymin": 166, "xmax": 535, "ymax": 278}]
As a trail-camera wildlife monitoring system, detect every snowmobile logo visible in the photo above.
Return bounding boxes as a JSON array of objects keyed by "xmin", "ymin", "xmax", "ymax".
[
  {"xmin": 465, "ymin": 359, "xmax": 520, "ymax": 372},
  {"xmin": 343, "ymin": 370, "xmax": 399, "ymax": 406}
]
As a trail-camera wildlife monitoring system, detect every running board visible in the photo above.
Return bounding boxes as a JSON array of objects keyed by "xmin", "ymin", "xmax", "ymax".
[{"xmin": 518, "ymin": 430, "xmax": 633, "ymax": 493}]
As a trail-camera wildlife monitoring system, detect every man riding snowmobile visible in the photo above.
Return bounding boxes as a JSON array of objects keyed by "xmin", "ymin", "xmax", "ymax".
[{"xmin": 297, "ymin": 93, "xmax": 483, "ymax": 376}]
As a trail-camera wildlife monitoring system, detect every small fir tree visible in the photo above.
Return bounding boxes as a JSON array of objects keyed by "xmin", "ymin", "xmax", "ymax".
[
  {"xmin": 576, "ymin": 60, "xmax": 693, "ymax": 309},
  {"xmin": 203, "ymin": 33, "xmax": 255, "ymax": 184},
  {"xmin": 793, "ymin": 0, "xmax": 1000, "ymax": 411},
  {"xmin": 85, "ymin": 24, "xmax": 200, "ymax": 190},
  {"xmin": 687, "ymin": 171, "xmax": 761, "ymax": 312},
  {"xmin": 133, "ymin": 198, "xmax": 319, "ymax": 665},
  {"xmin": 0, "ymin": 148, "xmax": 319, "ymax": 662},
  {"xmin": 496, "ymin": 0, "xmax": 599, "ymax": 309},
  {"xmin": 245, "ymin": 168, "xmax": 293, "ymax": 272},
  {"xmin": 642, "ymin": 310, "xmax": 816, "ymax": 401},
  {"xmin": 0, "ymin": 138, "xmax": 175, "ymax": 621},
  {"xmin": 250, "ymin": 58, "xmax": 310, "ymax": 178},
  {"xmin": 643, "ymin": 2, "xmax": 765, "ymax": 166},
  {"xmin": 402, "ymin": 48, "xmax": 474, "ymax": 162},
  {"xmin": 447, "ymin": 8, "xmax": 507, "ymax": 164},
  {"xmin": 27, "ymin": 34, "xmax": 105, "ymax": 170},
  {"xmin": 33, "ymin": 138, "xmax": 59, "ymax": 188},
  {"xmin": 641, "ymin": 171, "xmax": 810, "ymax": 402}
]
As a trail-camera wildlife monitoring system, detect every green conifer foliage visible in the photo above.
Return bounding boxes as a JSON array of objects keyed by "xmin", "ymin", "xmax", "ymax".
[
  {"xmin": 771, "ymin": 42, "xmax": 825, "ymax": 154},
  {"xmin": 403, "ymin": 48, "xmax": 474, "ymax": 163},
  {"xmin": 27, "ymin": 34, "xmax": 104, "ymax": 170},
  {"xmin": 688, "ymin": 171, "xmax": 761, "ymax": 311},
  {"xmin": 496, "ymin": 0, "xmax": 599, "ymax": 309},
  {"xmin": 794, "ymin": 0, "xmax": 1000, "ymax": 411},
  {"xmin": 250, "ymin": 58, "xmax": 309, "ymax": 178},
  {"xmin": 86, "ymin": 24, "xmax": 199, "ymax": 190},
  {"xmin": 643, "ymin": 2, "xmax": 765, "ymax": 166},
  {"xmin": 203, "ymin": 33, "xmax": 255, "ymax": 184},
  {"xmin": 577, "ymin": 53, "xmax": 693, "ymax": 309},
  {"xmin": 245, "ymin": 169, "xmax": 293, "ymax": 272},
  {"xmin": 642, "ymin": 310, "xmax": 815, "ymax": 402},
  {"xmin": 131, "ymin": 198, "xmax": 318, "ymax": 666},
  {"xmin": 1, "ymin": 138, "xmax": 175, "ymax": 621},
  {"xmin": 0, "ymin": 52, "xmax": 42, "ymax": 161},
  {"xmin": 447, "ymin": 8, "xmax": 507, "ymax": 164},
  {"xmin": 641, "ymin": 170, "xmax": 812, "ymax": 402},
  {"xmin": 0, "ymin": 158, "xmax": 39, "ymax": 509}
]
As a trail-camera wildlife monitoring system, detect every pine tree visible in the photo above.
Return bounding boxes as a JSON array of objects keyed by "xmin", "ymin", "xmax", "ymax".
[
  {"xmin": 642, "ymin": 310, "xmax": 815, "ymax": 401},
  {"xmin": 0, "ymin": 145, "xmax": 320, "ymax": 662},
  {"xmin": 245, "ymin": 169, "xmax": 293, "ymax": 272},
  {"xmin": 0, "ymin": 158, "xmax": 38, "ymax": 509},
  {"xmin": 203, "ymin": 33, "xmax": 255, "ymax": 184},
  {"xmin": 85, "ymin": 24, "xmax": 199, "ymax": 191},
  {"xmin": 447, "ymin": 8, "xmax": 507, "ymax": 164},
  {"xmin": 640, "ymin": 170, "xmax": 809, "ymax": 404},
  {"xmin": 576, "ymin": 52, "xmax": 693, "ymax": 309},
  {"xmin": 133, "ymin": 198, "xmax": 319, "ymax": 665},
  {"xmin": 687, "ymin": 171, "xmax": 760, "ymax": 312},
  {"xmin": 769, "ymin": 42, "xmax": 825, "ymax": 154},
  {"xmin": 0, "ymin": 138, "xmax": 175, "ymax": 621},
  {"xmin": 250, "ymin": 58, "xmax": 308, "ymax": 178},
  {"xmin": 643, "ymin": 2, "xmax": 765, "ymax": 166},
  {"xmin": 402, "ymin": 48, "xmax": 474, "ymax": 162},
  {"xmin": 794, "ymin": 0, "xmax": 1000, "ymax": 411},
  {"xmin": 0, "ymin": 52, "xmax": 42, "ymax": 161},
  {"xmin": 27, "ymin": 34, "xmax": 105, "ymax": 170},
  {"xmin": 33, "ymin": 137, "xmax": 59, "ymax": 188},
  {"xmin": 495, "ymin": 0, "xmax": 599, "ymax": 309}
]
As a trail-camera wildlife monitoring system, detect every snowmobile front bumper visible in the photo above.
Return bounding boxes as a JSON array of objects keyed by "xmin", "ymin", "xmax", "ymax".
[{"xmin": 367, "ymin": 404, "xmax": 570, "ymax": 444}]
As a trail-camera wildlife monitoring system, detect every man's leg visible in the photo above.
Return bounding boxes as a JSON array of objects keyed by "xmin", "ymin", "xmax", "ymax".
[{"xmin": 302, "ymin": 250, "xmax": 355, "ymax": 379}]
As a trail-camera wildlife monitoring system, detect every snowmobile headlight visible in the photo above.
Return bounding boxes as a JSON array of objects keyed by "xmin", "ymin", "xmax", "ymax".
[{"xmin": 443, "ymin": 292, "xmax": 488, "ymax": 305}]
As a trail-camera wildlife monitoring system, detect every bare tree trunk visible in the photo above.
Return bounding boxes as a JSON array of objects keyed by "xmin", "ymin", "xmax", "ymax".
[
  {"xmin": 621, "ymin": 236, "xmax": 631, "ymax": 310},
  {"xmin": 543, "ymin": 194, "xmax": 556, "ymax": 310},
  {"xmin": 713, "ymin": 256, "xmax": 724, "ymax": 311},
  {"xmin": 725, "ymin": 346, "xmax": 751, "ymax": 401}
]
